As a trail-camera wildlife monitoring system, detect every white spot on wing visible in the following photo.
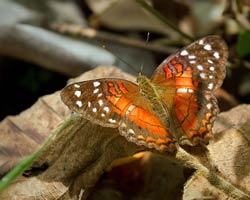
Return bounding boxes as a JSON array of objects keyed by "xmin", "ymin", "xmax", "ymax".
[
  {"xmin": 197, "ymin": 65, "xmax": 203, "ymax": 71},
  {"xmin": 209, "ymin": 75, "xmax": 213, "ymax": 79},
  {"xmin": 190, "ymin": 60, "xmax": 196, "ymax": 64},
  {"xmin": 213, "ymin": 52, "xmax": 220, "ymax": 58},
  {"xmin": 209, "ymin": 66, "xmax": 215, "ymax": 71},
  {"xmin": 98, "ymin": 99, "xmax": 103, "ymax": 106},
  {"xmin": 74, "ymin": 90, "xmax": 81, "ymax": 97},
  {"xmin": 188, "ymin": 55, "xmax": 196, "ymax": 59},
  {"xmin": 93, "ymin": 88, "xmax": 99, "ymax": 94},
  {"xmin": 177, "ymin": 88, "xmax": 188, "ymax": 93},
  {"xmin": 103, "ymin": 106, "xmax": 110, "ymax": 113},
  {"xmin": 126, "ymin": 105, "xmax": 135, "ymax": 115},
  {"xmin": 92, "ymin": 107, "xmax": 97, "ymax": 112},
  {"xmin": 97, "ymin": 93, "xmax": 103, "ymax": 97},
  {"xmin": 74, "ymin": 84, "xmax": 80, "ymax": 88},
  {"xmin": 101, "ymin": 113, "xmax": 105, "ymax": 117},
  {"xmin": 204, "ymin": 44, "xmax": 212, "ymax": 50},
  {"xmin": 199, "ymin": 40, "xmax": 204, "ymax": 45},
  {"xmin": 177, "ymin": 88, "xmax": 194, "ymax": 93},
  {"xmin": 108, "ymin": 118, "xmax": 116, "ymax": 123},
  {"xmin": 180, "ymin": 50, "xmax": 189, "ymax": 56},
  {"xmin": 207, "ymin": 103, "xmax": 212, "ymax": 109},
  {"xmin": 208, "ymin": 83, "xmax": 214, "ymax": 90},
  {"xmin": 76, "ymin": 100, "xmax": 82, "ymax": 107},
  {"xmin": 93, "ymin": 81, "xmax": 100, "ymax": 87},
  {"xmin": 88, "ymin": 101, "xmax": 91, "ymax": 107},
  {"xmin": 200, "ymin": 73, "xmax": 206, "ymax": 79},
  {"xmin": 208, "ymin": 59, "xmax": 213, "ymax": 64}
]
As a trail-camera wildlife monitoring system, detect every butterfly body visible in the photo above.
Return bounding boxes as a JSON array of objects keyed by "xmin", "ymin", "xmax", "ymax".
[
  {"xmin": 137, "ymin": 73, "xmax": 172, "ymax": 130},
  {"xmin": 61, "ymin": 36, "xmax": 228, "ymax": 152}
]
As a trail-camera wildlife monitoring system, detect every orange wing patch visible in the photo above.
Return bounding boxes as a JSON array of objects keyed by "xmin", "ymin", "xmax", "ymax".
[
  {"xmin": 175, "ymin": 70, "xmax": 198, "ymax": 90},
  {"xmin": 175, "ymin": 93, "xmax": 198, "ymax": 131},
  {"xmin": 175, "ymin": 92, "xmax": 214, "ymax": 144},
  {"xmin": 107, "ymin": 95, "xmax": 167, "ymax": 137},
  {"xmin": 126, "ymin": 106, "xmax": 167, "ymax": 137},
  {"xmin": 106, "ymin": 81, "xmax": 175, "ymax": 151}
]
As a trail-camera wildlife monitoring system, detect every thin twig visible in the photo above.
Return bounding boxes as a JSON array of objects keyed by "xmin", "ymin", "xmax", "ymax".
[
  {"xmin": 0, "ymin": 24, "xmax": 115, "ymax": 77},
  {"xmin": 175, "ymin": 146, "xmax": 250, "ymax": 200},
  {"xmin": 135, "ymin": 0, "xmax": 194, "ymax": 41},
  {"xmin": 50, "ymin": 23, "xmax": 175, "ymax": 54}
]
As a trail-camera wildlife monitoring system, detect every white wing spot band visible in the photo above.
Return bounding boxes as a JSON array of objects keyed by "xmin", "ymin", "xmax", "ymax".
[
  {"xmin": 126, "ymin": 105, "xmax": 135, "ymax": 115},
  {"xmin": 177, "ymin": 88, "xmax": 194, "ymax": 93}
]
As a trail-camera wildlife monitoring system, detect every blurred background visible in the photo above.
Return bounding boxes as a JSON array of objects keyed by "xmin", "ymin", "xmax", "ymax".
[{"xmin": 0, "ymin": 0, "xmax": 249, "ymax": 199}]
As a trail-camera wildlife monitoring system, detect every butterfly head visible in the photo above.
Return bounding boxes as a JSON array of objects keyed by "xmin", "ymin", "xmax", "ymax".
[{"xmin": 136, "ymin": 71, "xmax": 146, "ymax": 84}]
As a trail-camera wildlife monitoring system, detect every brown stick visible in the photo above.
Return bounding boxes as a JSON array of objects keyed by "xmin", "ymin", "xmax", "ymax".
[
  {"xmin": 0, "ymin": 24, "xmax": 116, "ymax": 76},
  {"xmin": 50, "ymin": 23, "xmax": 175, "ymax": 54}
]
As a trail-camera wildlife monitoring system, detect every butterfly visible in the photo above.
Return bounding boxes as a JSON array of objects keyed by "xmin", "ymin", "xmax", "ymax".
[{"xmin": 60, "ymin": 35, "xmax": 228, "ymax": 152}]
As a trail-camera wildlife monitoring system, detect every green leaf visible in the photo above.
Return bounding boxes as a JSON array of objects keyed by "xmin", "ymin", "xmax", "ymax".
[{"xmin": 236, "ymin": 32, "xmax": 250, "ymax": 57}]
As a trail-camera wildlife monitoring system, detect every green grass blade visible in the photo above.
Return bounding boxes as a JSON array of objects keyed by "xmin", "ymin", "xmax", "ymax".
[{"xmin": 0, "ymin": 117, "xmax": 74, "ymax": 193}]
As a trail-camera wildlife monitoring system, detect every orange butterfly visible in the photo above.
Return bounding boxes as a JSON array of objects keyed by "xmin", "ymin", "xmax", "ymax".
[{"xmin": 61, "ymin": 36, "xmax": 228, "ymax": 152}]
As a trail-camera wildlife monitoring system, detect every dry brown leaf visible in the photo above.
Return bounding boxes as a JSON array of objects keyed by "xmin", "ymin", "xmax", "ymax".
[
  {"xmin": 0, "ymin": 92, "xmax": 68, "ymax": 177},
  {"xmin": 89, "ymin": 152, "xmax": 186, "ymax": 200},
  {"xmin": 183, "ymin": 104, "xmax": 250, "ymax": 200}
]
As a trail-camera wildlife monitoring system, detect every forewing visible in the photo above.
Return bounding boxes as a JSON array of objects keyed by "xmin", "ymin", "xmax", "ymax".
[
  {"xmin": 151, "ymin": 35, "xmax": 228, "ymax": 91},
  {"xmin": 61, "ymin": 79, "xmax": 139, "ymax": 128}
]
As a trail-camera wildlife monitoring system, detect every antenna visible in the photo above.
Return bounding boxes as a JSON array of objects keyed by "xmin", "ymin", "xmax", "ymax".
[
  {"xmin": 140, "ymin": 32, "xmax": 151, "ymax": 73},
  {"xmin": 102, "ymin": 45, "xmax": 138, "ymax": 74},
  {"xmin": 103, "ymin": 32, "xmax": 151, "ymax": 75}
]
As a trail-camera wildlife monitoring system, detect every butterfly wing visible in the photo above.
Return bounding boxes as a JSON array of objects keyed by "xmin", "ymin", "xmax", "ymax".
[
  {"xmin": 61, "ymin": 78, "xmax": 175, "ymax": 151},
  {"xmin": 118, "ymin": 94, "xmax": 176, "ymax": 151},
  {"xmin": 61, "ymin": 79, "xmax": 138, "ymax": 128},
  {"xmin": 151, "ymin": 35, "xmax": 228, "ymax": 145}
]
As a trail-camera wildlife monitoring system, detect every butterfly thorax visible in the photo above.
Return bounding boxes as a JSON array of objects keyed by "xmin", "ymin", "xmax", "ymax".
[{"xmin": 137, "ymin": 73, "xmax": 173, "ymax": 133}]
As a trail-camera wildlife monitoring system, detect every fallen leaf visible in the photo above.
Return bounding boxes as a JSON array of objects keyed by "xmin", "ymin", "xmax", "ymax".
[{"xmin": 183, "ymin": 104, "xmax": 250, "ymax": 200}]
